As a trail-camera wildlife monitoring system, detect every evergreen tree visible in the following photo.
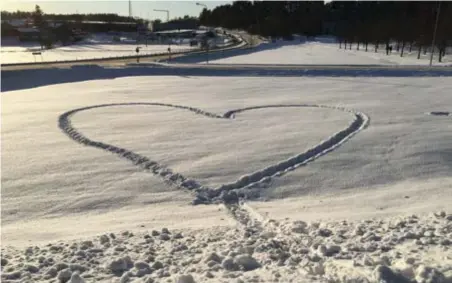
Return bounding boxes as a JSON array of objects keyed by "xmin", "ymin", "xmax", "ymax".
[
  {"xmin": 32, "ymin": 5, "xmax": 45, "ymax": 28},
  {"xmin": 196, "ymin": 1, "xmax": 451, "ymax": 58}
]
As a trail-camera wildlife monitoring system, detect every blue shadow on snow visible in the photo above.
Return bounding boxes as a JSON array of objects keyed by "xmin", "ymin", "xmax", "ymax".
[{"xmin": 2, "ymin": 63, "xmax": 452, "ymax": 92}]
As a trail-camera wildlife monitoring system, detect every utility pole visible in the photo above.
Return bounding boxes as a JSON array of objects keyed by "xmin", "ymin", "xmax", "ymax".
[
  {"xmin": 196, "ymin": 2, "xmax": 207, "ymax": 30},
  {"xmin": 429, "ymin": 1, "xmax": 441, "ymax": 67},
  {"xmin": 129, "ymin": 0, "xmax": 132, "ymax": 18}
]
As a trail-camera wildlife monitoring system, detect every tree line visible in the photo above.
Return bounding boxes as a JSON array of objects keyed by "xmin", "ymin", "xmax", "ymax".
[
  {"xmin": 1, "ymin": 10, "xmax": 136, "ymax": 23},
  {"xmin": 2, "ymin": 9, "xmax": 197, "ymax": 25},
  {"xmin": 2, "ymin": 8, "xmax": 198, "ymax": 32},
  {"xmin": 2, "ymin": 5, "xmax": 200, "ymax": 49},
  {"xmin": 165, "ymin": 16, "xmax": 199, "ymax": 28},
  {"xmin": 199, "ymin": 1, "xmax": 452, "ymax": 61},
  {"xmin": 1, "ymin": 6, "xmax": 141, "ymax": 48}
]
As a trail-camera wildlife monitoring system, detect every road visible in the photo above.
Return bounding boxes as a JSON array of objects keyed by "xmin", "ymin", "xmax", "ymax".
[
  {"xmin": 1, "ymin": 53, "xmax": 183, "ymax": 71},
  {"xmin": 1, "ymin": 34, "xmax": 247, "ymax": 71}
]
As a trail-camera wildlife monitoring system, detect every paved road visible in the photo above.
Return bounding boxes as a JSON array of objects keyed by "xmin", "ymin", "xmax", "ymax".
[
  {"xmin": 2, "ymin": 33, "xmax": 450, "ymax": 73},
  {"xmin": 1, "ymin": 53, "xmax": 182, "ymax": 71},
  {"xmin": 1, "ymin": 35, "xmax": 247, "ymax": 71}
]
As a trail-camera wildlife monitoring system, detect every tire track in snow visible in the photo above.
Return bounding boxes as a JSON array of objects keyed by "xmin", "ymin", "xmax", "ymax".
[{"xmin": 58, "ymin": 103, "xmax": 369, "ymax": 205}]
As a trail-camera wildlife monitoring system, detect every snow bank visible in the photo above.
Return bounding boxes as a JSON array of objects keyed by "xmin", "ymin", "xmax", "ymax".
[
  {"xmin": 2, "ymin": 73, "xmax": 452, "ymax": 283},
  {"xmin": 1, "ymin": 33, "xmax": 198, "ymax": 65},
  {"xmin": 3, "ymin": 63, "xmax": 451, "ymax": 92},
  {"xmin": 210, "ymin": 40, "xmax": 451, "ymax": 66},
  {"xmin": 2, "ymin": 212, "xmax": 451, "ymax": 282}
]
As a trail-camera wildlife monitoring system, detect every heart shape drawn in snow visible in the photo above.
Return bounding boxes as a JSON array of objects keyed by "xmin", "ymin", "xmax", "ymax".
[{"xmin": 59, "ymin": 103, "xmax": 369, "ymax": 204}]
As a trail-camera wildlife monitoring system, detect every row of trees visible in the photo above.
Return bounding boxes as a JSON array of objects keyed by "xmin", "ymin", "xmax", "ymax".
[
  {"xmin": 200, "ymin": 1, "xmax": 324, "ymax": 38},
  {"xmin": 152, "ymin": 16, "xmax": 199, "ymax": 32},
  {"xmin": 2, "ymin": 6, "xmax": 148, "ymax": 48},
  {"xmin": 1, "ymin": 10, "xmax": 136, "ymax": 23},
  {"xmin": 2, "ymin": 6, "xmax": 88, "ymax": 49},
  {"xmin": 35, "ymin": 5, "xmax": 79, "ymax": 49},
  {"xmin": 199, "ymin": 1, "xmax": 452, "ymax": 61},
  {"xmin": 2, "ymin": 8, "xmax": 198, "ymax": 34},
  {"xmin": 2, "ymin": 5, "xmax": 200, "ymax": 49},
  {"xmin": 2, "ymin": 9, "xmax": 198, "ymax": 26},
  {"xmin": 331, "ymin": 2, "xmax": 450, "ymax": 61}
]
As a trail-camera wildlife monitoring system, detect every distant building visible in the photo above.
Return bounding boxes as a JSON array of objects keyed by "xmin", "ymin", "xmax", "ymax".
[
  {"xmin": 1, "ymin": 18, "xmax": 86, "ymax": 44},
  {"xmin": 153, "ymin": 29, "xmax": 196, "ymax": 37},
  {"xmin": 1, "ymin": 18, "xmax": 139, "ymax": 36},
  {"xmin": 152, "ymin": 20, "xmax": 198, "ymax": 32},
  {"xmin": 1, "ymin": 22, "xmax": 20, "ymax": 37},
  {"xmin": 2, "ymin": 18, "xmax": 34, "ymax": 28},
  {"xmin": 17, "ymin": 27, "xmax": 40, "ymax": 41},
  {"xmin": 68, "ymin": 20, "xmax": 138, "ymax": 33}
]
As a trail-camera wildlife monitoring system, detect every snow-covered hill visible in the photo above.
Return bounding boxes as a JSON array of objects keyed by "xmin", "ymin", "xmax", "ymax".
[{"xmin": 210, "ymin": 38, "xmax": 452, "ymax": 66}]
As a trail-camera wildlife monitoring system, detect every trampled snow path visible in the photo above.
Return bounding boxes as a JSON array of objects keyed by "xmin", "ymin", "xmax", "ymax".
[
  {"xmin": 58, "ymin": 103, "xmax": 369, "ymax": 205},
  {"xmin": 58, "ymin": 102, "xmax": 369, "ymax": 282},
  {"xmin": 3, "ymin": 73, "xmax": 452, "ymax": 282}
]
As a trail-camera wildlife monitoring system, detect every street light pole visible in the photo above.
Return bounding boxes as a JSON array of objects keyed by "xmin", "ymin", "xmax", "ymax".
[
  {"xmin": 429, "ymin": 1, "xmax": 441, "ymax": 67},
  {"xmin": 196, "ymin": 2, "xmax": 210, "ymax": 64},
  {"xmin": 129, "ymin": 0, "xmax": 132, "ymax": 18},
  {"xmin": 196, "ymin": 2, "xmax": 207, "ymax": 9},
  {"xmin": 153, "ymin": 9, "xmax": 170, "ymax": 22}
]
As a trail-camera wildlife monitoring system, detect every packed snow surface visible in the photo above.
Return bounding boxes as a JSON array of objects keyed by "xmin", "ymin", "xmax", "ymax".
[
  {"xmin": 2, "ymin": 61, "xmax": 452, "ymax": 281},
  {"xmin": 1, "ymin": 34, "xmax": 198, "ymax": 64},
  {"xmin": 210, "ymin": 39, "xmax": 452, "ymax": 66},
  {"xmin": 3, "ymin": 73, "xmax": 451, "ymax": 224}
]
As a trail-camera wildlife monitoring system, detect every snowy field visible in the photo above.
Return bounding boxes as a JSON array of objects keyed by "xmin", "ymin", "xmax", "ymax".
[
  {"xmin": 1, "ymin": 34, "xmax": 199, "ymax": 64},
  {"xmin": 2, "ymin": 64, "xmax": 452, "ymax": 282},
  {"xmin": 3, "ymin": 73, "xmax": 451, "ymax": 230},
  {"xmin": 2, "ymin": 31, "xmax": 452, "ymax": 282},
  {"xmin": 210, "ymin": 39, "xmax": 452, "ymax": 66}
]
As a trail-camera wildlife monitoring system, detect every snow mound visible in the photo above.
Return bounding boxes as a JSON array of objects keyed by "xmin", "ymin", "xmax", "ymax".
[{"xmin": 2, "ymin": 212, "xmax": 451, "ymax": 283}]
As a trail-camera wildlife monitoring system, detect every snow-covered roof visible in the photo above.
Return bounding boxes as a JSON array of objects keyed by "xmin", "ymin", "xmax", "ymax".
[
  {"xmin": 154, "ymin": 29, "xmax": 195, "ymax": 34},
  {"xmin": 17, "ymin": 27, "xmax": 39, "ymax": 33},
  {"xmin": 3, "ymin": 19, "xmax": 31, "ymax": 27},
  {"xmin": 69, "ymin": 20, "xmax": 137, "ymax": 25}
]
